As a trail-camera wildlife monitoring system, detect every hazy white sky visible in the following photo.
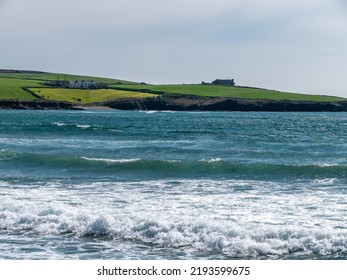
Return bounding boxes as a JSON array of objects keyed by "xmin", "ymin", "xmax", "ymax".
[{"xmin": 1, "ymin": 0, "xmax": 347, "ymax": 97}]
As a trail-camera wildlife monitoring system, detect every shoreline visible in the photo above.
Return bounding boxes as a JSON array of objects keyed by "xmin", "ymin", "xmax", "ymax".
[
  {"xmin": 1, "ymin": 96, "xmax": 347, "ymax": 112},
  {"xmin": 73, "ymin": 105, "xmax": 117, "ymax": 111}
]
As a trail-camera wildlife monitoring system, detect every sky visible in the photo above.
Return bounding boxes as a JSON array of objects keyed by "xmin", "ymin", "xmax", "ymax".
[{"xmin": 1, "ymin": 0, "xmax": 347, "ymax": 97}]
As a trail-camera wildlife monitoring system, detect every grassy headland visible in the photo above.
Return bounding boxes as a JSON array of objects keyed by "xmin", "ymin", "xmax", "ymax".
[
  {"xmin": 112, "ymin": 84, "xmax": 345, "ymax": 102},
  {"xmin": 0, "ymin": 70, "xmax": 345, "ymax": 108}
]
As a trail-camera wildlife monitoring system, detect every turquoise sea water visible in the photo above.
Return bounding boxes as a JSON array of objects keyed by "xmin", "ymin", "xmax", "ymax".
[{"xmin": 0, "ymin": 110, "xmax": 347, "ymax": 259}]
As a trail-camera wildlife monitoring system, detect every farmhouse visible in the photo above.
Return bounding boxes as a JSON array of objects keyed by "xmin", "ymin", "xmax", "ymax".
[
  {"xmin": 211, "ymin": 79, "xmax": 235, "ymax": 87},
  {"xmin": 69, "ymin": 80, "xmax": 98, "ymax": 89},
  {"xmin": 44, "ymin": 79, "xmax": 108, "ymax": 89}
]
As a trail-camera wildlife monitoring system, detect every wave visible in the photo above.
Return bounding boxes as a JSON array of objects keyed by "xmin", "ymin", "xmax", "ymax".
[
  {"xmin": 1, "ymin": 208, "xmax": 346, "ymax": 259},
  {"xmin": 81, "ymin": 157, "xmax": 141, "ymax": 163},
  {"xmin": 2, "ymin": 122, "xmax": 118, "ymax": 133},
  {"xmin": 1, "ymin": 150, "xmax": 347, "ymax": 180},
  {"xmin": 0, "ymin": 149, "xmax": 17, "ymax": 160},
  {"xmin": 52, "ymin": 122, "xmax": 66, "ymax": 127},
  {"xmin": 52, "ymin": 122, "xmax": 95, "ymax": 130}
]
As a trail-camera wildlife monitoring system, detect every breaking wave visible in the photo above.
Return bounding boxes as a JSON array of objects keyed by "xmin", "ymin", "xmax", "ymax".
[
  {"xmin": 1, "ymin": 207, "xmax": 346, "ymax": 259},
  {"xmin": 1, "ymin": 149, "xmax": 346, "ymax": 180}
]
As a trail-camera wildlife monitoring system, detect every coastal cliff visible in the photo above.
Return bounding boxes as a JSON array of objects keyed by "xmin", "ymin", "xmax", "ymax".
[
  {"xmin": 105, "ymin": 95, "xmax": 347, "ymax": 112},
  {"xmin": 1, "ymin": 95, "xmax": 347, "ymax": 112},
  {"xmin": 1, "ymin": 70, "xmax": 346, "ymax": 111},
  {"xmin": 0, "ymin": 100, "xmax": 79, "ymax": 110}
]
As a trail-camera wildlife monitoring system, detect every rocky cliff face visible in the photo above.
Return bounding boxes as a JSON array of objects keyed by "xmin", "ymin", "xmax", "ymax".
[
  {"xmin": 0, "ymin": 100, "xmax": 78, "ymax": 110},
  {"xmin": 105, "ymin": 95, "xmax": 347, "ymax": 112},
  {"xmin": 1, "ymin": 95, "xmax": 347, "ymax": 111}
]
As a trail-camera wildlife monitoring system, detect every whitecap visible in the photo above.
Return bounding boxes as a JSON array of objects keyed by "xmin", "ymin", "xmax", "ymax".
[
  {"xmin": 199, "ymin": 158, "xmax": 223, "ymax": 163},
  {"xmin": 76, "ymin": 124, "xmax": 92, "ymax": 129},
  {"xmin": 312, "ymin": 178, "xmax": 338, "ymax": 185},
  {"xmin": 52, "ymin": 122, "xmax": 66, "ymax": 127},
  {"xmin": 80, "ymin": 157, "xmax": 141, "ymax": 163}
]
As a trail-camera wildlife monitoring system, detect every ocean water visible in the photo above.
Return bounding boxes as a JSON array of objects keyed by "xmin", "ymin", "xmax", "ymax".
[{"xmin": 0, "ymin": 110, "xmax": 347, "ymax": 260}]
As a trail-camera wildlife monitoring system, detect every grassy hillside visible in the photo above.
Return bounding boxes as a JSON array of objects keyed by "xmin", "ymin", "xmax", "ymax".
[
  {"xmin": 112, "ymin": 84, "xmax": 346, "ymax": 102},
  {"xmin": 0, "ymin": 70, "xmax": 144, "ymax": 103},
  {"xmin": 0, "ymin": 77, "xmax": 42, "ymax": 100},
  {"xmin": 0, "ymin": 70, "xmax": 345, "ymax": 104},
  {"xmin": 0, "ymin": 71, "xmax": 136, "ymax": 85},
  {"xmin": 29, "ymin": 88, "xmax": 156, "ymax": 104}
]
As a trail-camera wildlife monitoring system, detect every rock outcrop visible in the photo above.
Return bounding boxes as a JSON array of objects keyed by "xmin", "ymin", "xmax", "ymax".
[
  {"xmin": 105, "ymin": 95, "xmax": 347, "ymax": 112},
  {"xmin": 0, "ymin": 100, "xmax": 79, "ymax": 110},
  {"xmin": 1, "ymin": 95, "xmax": 347, "ymax": 112}
]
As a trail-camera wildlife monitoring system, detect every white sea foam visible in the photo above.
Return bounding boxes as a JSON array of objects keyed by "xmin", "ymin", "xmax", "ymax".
[
  {"xmin": 318, "ymin": 163, "xmax": 339, "ymax": 167},
  {"xmin": 80, "ymin": 157, "xmax": 141, "ymax": 163},
  {"xmin": 52, "ymin": 122, "xmax": 66, "ymax": 127},
  {"xmin": 1, "ymin": 203, "xmax": 346, "ymax": 258},
  {"xmin": 76, "ymin": 124, "xmax": 92, "ymax": 129},
  {"xmin": 0, "ymin": 149, "xmax": 17, "ymax": 160},
  {"xmin": 53, "ymin": 122, "xmax": 92, "ymax": 129},
  {"xmin": 199, "ymin": 158, "xmax": 223, "ymax": 163},
  {"xmin": 0, "ymin": 181, "xmax": 10, "ymax": 187},
  {"xmin": 1, "ymin": 179, "xmax": 346, "ymax": 259},
  {"xmin": 312, "ymin": 178, "xmax": 338, "ymax": 185}
]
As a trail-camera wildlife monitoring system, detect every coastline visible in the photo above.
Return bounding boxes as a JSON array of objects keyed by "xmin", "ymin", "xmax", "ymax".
[
  {"xmin": 0, "ymin": 100, "xmax": 80, "ymax": 110},
  {"xmin": 73, "ymin": 105, "xmax": 117, "ymax": 111},
  {"xmin": 1, "ymin": 96, "xmax": 347, "ymax": 112}
]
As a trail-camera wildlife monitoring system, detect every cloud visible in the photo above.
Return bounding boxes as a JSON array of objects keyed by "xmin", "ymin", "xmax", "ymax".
[
  {"xmin": 0, "ymin": 0, "xmax": 8, "ymax": 6},
  {"xmin": 0, "ymin": 0, "xmax": 8, "ymax": 14},
  {"xmin": 1, "ymin": 0, "xmax": 347, "ymax": 97},
  {"xmin": 2, "ymin": 0, "xmax": 236, "ymax": 28}
]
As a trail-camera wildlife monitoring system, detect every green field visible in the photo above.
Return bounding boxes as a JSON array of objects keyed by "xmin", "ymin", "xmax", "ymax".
[
  {"xmin": 0, "ymin": 72, "xmax": 136, "ymax": 85},
  {"xmin": 0, "ymin": 71, "xmax": 141, "ymax": 103},
  {"xmin": 0, "ymin": 77, "xmax": 41, "ymax": 100},
  {"xmin": 29, "ymin": 88, "xmax": 157, "ymax": 104},
  {"xmin": 0, "ymin": 70, "xmax": 345, "ymax": 104},
  {"xmin": 112, "ymin": 84, "xmax": 346, "ymax": 102}
]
